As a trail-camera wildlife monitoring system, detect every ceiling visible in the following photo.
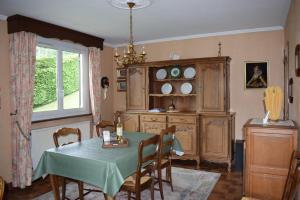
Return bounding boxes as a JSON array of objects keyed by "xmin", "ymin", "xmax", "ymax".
[{"xmin": 0, "ymin": 0, "xmax": 291, "ymax": 46}]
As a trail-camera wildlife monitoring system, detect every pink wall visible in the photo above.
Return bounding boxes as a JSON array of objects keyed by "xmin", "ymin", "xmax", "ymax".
[
  {"xmin": 0, "ymin": 20, "xmax": 12, "ymax": 182},
  {"xmin": 113, "ymin": 30, "xmax": 285, "ymax": 139},
  {"xmin": 285, "ymin": 0, "xmax": 300, "ymax": 143}
]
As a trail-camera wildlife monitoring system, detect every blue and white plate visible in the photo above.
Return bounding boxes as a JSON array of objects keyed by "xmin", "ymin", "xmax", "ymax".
[{"xmin": 184, "ymin": 67, "xmax": 196, "ymax": 79}]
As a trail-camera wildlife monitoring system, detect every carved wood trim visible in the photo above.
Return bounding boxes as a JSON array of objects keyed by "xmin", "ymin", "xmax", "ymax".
[{"xmin": 7, "ymin": 14, "xmax": 104, "ymax": 49}]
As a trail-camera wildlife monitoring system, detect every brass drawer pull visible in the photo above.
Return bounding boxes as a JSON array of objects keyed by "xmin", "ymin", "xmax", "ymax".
[{"xmin": 150, "ymin": 118, "xmax": 157, "ymax": 122}]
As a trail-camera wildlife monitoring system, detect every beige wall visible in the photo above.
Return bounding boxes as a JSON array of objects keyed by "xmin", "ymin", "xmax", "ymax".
[
  {"xmin": 0, "ymin": 19, "xmax": 114, "ymax": 182},
  {"xmin": 285, "ymin": 0, "xmax": 300, "ymax": 140},
  {"xmin": 0, "ymin": 20, "xmax": 12, "ymax": 182},
  {"xmin": 114, "ymin": 30, "xmax": 285, "ymax": 139},
  {"xmin": 100, "ymin": 45, "xmax": 114, "ymax": 121}
]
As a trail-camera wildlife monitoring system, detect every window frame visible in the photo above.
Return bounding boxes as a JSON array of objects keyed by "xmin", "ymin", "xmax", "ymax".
[{"xmin": 32, "ymin": 37, "xmax": 90, "ymax": 121}]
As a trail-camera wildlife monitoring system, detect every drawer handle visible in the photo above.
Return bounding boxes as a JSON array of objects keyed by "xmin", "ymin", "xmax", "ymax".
[{"xmin": 150, "ymin": 118, "xmax": 157, "ymax": 122}]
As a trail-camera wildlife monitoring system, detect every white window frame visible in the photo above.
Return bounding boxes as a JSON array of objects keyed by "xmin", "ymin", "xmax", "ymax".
[{"xmin": 32, "ymin": 37, "xmax": 90, "ymax": 121}]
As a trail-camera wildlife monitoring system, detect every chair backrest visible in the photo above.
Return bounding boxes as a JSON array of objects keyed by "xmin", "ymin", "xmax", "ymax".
[
  {"xmin": 282, "ymin": 150, "xmax": 300, "ymax": 200},
  {"xmin": 0, "ymin": 176, "xmax": 4, "ymax": 200},
  {"xmin": 95, "ymin": 120, "xmax": 115, "ymax": 137},
  {"xmin": 159, "ymin": 125, "xmax": 176, "ymax": 159},
  {"xmin": 136, "ymin": 135, "xmax": 161, "ymax": 181},
  {"xmin": 53, "ymin": 127, "xmax": 81, "ymax": 148}
]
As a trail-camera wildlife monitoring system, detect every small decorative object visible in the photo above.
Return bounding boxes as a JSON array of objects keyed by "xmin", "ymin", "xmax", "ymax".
[
  {"xmin": 167, "ymin": 98, "xmax": 178, "ymax": 112},
  {"xmin": 264, "ymin": 86, "xmax": 283, "ymax": 121},
  {"xmin": 103, "ymin": 130, "xmax": 111, "ymax": 142},
  {"xmin": 180, "ymin": 82, "xmax": 193, "ymax": 94},
  {"xmin": 117, "ymin": 81, "xmax": 126, "ymax": 92},
  {"xmin": 218, "ymin": 42, "xmax": 222, "ymax": 57},
  {"xmin": 161, "ymin": 83, "xmax": 173, "ymax": 94},
  {"xmin": 262, "ymin": 111, "xmax": 270, "ymax": 125},
  {"xmin": 170, "ymin": 67, "xmax": 181, "ymax": 78},
  {"xmin": 101, "ymin": 77, "xmax": 109, "ymax": 100},
  {"xmin": 116, "ymin": 68, "xmax": 127, "ymax": 79},
  {"xmin": 116, "ymin": 116, "xmax": 123, "ymax": 141},
  {"xmin": 245, "ymin": 61, "xmax": 268, "ymax": 89},
  {"xmin": 288, "ymin": 78, "xmax": 294, "ymax": 104},
  {"xmin": 168, "ymin": 98, "xmax": 176, "ymax": 111},
  {"xmin": 169, "ymin": 52, "xmax": 180, "ymax": 60},
  {"xmin": 183, "ymin": 67, "xmax": 196, "ymax": 79},
  {"xmin": 295, "ymin": 44, "xmax": 300, "ymax": 77},
  {"xmin": 156, "ymin": 68, "xmax": 167, "ymax": 80}
]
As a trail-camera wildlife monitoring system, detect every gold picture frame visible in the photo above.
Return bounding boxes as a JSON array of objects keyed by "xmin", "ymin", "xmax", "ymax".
[{"xmin": 245, "ymin": 61, "xmax": 268, "ymax": 89}]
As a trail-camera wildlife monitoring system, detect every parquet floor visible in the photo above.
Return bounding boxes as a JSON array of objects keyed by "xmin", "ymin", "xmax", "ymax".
[{"xmin": 4, "ymin": 160, "xmax": 243, "ymax": 200}]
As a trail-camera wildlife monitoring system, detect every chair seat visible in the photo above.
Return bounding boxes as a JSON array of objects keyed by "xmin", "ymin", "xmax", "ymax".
[
  {"xmin": 161, "ymin": 159, "xmax": 168, "ymax": 165},
  {"xmin": 123, "ymin": 174, "xmax": 152, "ymax": 187}
]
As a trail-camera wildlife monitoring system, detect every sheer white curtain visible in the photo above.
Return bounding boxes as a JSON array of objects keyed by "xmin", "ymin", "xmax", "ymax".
[{"xmin": 9, "ymin": 31, "xmax": 37, "ymax": 188}]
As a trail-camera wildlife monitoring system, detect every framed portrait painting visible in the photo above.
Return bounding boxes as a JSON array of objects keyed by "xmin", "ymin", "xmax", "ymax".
[{"xmin": 245, "ymin": 61, "xmax": 268, "ymax": 89}]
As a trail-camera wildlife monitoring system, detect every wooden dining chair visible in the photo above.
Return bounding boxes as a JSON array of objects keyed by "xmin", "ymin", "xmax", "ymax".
[
  {"xmin": 95, "ymin": 111, "xmax": 121, "ymax": 137},
  {"xmin": 155, "ymin": 125, "xmax": 176, "ymax": 199},
  {"xmin": 0, "ymin": 176, "xmax": 4, "ymax": 200},
  {"xmin": 53, "ymin": 127, "xmax": 102, "ymax": 200},
  {"xmin": 120, "ymin": 135, "xmax": 161, "ymax": 200},
  {"xmin": 95, "ymin": 120, "xmax": 115, "ymax": 137},
  {"xmin": 282, "ymin": 150, "xmax": 300, "ymax": 200}
]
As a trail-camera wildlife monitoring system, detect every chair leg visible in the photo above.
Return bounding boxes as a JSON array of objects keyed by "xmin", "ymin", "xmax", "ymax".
[
  {"xmin": 62, "ymin": 178, "xmax": 66, "ymax": 200},
  {"xmin": 127, "ymin": 191, "xmax": 131, "ymax": 200},
  {"xmin": 168, "ymin": 165, "xmax": 174, "ymax": 192},
  {"xmin": 78, "ymin": 181, "xmax": 84, "ymax": 200},
  {"xmin": 158, "ymin": 168, "xmax": 164, "ymax": 200},
  {"xmin": 151, "ymin": 179, "xmax": 155, "ymax": 200}
]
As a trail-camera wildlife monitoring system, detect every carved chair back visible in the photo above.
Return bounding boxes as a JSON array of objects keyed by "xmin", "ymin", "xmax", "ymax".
[{"xmin": 53, "ymin": 127, "xmax": 81, "ymax": 147}]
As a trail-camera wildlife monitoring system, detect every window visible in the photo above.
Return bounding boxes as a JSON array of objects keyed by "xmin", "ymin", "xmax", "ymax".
[{"xmin": 32, "ymin": 37, "xmax": 90, "ymax": 121}]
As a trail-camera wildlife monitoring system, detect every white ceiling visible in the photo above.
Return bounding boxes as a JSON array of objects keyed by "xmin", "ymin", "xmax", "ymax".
[{"xmin": 0, "ymin": 0, "xmax": 291, "ymax": 46}]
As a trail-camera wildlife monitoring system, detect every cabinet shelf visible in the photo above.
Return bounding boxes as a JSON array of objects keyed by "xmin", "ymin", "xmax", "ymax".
[
  {"xmin": 149, "ymin": 93, "xmax": 197, "ymax": 97},
  {"xmin": 153, "ymin": 78, "xmax": 195, "ymax": 82}
]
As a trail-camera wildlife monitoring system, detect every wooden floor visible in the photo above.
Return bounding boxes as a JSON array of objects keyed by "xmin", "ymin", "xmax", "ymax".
[{"xmin": 4, "ymin": 160, "xmax": 243, "ymax": 200}]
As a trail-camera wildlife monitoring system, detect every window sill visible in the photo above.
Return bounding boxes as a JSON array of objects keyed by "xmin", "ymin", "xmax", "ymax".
[{"xmin": 31, "ymin": 114, "xmax": 93, "ymax": 130}]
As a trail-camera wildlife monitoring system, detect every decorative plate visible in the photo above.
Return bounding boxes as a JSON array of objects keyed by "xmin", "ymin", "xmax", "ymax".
[
  {"xmin": 161, "ymin": 83, "xmax": 173, "ymax": 94},
  {"xmin": 156, "ymin": 69, "xmax": 167, "ymax": 80},
  {"xmin": 170, "ymin": 67, "xmax": 181, "ymax": 78},
  {"xmin": 184, "ymin": 67, "xmax": 196, "ymax": 79},
  {"xmin": 180, "ymin": 82, "xmax": 193, "ymax": 94}
]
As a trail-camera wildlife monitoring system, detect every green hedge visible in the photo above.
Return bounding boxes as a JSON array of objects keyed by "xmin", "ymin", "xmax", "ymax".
[{"xmin": 33, "ymin": 56, "xmax": 79, "ymax": 108}]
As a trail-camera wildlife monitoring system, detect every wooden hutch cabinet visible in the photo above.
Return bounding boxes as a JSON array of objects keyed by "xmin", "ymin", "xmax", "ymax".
[
  {"xmin": 243, "ymin": 120, "xmax": 298, "ymax": 199},
  {"xmin": 120, "ymin": 57, "xmax": 235, "ymax": 169}
]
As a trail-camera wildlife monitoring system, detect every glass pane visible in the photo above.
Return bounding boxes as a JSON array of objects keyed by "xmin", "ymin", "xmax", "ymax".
[
  {"xmin": 62, "ymin": 51, "xmax": 80, "ymax": 109},
  {"xmin": 33, "ymin": 46, "xmax": 58, "ymax": 112}
]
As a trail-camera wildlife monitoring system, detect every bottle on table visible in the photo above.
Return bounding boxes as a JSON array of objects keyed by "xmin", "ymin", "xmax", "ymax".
[{"xmin": 116, "ymin": 116, "xmax": 123, "ymax": 141}]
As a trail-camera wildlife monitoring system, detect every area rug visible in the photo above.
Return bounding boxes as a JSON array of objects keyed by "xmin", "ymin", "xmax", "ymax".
[{"xmin": 34, "ymin": 167, "xmax": 220, "ymax": 200}]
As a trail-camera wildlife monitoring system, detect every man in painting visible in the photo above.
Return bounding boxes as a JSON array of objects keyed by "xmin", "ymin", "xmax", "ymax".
[{"xmin": 246, "ymin": 65, "xmax": 267, "ymax": 88}]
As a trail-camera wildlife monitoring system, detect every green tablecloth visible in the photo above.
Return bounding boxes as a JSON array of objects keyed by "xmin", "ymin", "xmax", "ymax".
[{"xmin": 33, "ymin": 132, "xmax": 182, "ymax": 197}]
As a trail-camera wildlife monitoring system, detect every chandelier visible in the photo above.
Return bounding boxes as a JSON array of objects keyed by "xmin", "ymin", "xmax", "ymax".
[{"xmin": 114, "ymin": 2, "xmax": 146, "ymax": 67}]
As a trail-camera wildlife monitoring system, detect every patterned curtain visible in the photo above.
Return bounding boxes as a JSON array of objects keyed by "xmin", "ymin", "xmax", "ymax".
[
  {"xmin": 88, "ymin": 47, "xmax": 101, "ymax": 136},
  {"xmin": 9, "ymin": 31, "xmax": 37, "ymax": 188}
]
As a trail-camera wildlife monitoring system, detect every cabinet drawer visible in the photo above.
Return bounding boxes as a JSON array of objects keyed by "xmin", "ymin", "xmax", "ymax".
[
  {"xmin": 140, "ymin": 115, "xmax": 166, "ymax": 123},
  {"xmin": 140, "ymin": 122, "xmax": 166, "ymax": 135},
  {"xmin": 168, "ymin": 116, "xmax": 196, "ymax": 124}
]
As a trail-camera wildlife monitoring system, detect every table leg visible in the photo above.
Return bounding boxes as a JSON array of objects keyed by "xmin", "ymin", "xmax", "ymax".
[
  {"xmin": 50, "ymin": 174, "xmax": 61, "ymax": 200},
  {"xmin": 104, "ymin": 193, "xmax": 116, "ymax": 200}
]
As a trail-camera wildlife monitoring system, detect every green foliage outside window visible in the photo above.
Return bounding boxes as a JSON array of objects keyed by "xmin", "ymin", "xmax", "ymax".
[{"xmin": 33, "ymin": 56, "xmax": 79, "ymax": 108}]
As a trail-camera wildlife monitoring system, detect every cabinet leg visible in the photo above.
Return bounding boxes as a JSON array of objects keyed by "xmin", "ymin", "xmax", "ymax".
[
  {"xmin": 227, "ymin": 162, "xmax": 231, "ymax": 172},
  {"xmin": 196, "ymin": 159, "xmax": 200, "ymax": 169}
]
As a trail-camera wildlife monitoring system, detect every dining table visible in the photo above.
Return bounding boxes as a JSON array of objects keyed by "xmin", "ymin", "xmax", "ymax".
[{"xmin": 33, "ymin": 131, "xmax": 183, "ymax": 200}]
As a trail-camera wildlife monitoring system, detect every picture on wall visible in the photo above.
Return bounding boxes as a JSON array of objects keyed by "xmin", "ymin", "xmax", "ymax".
[{"xmin": 245, "ymin": 61, "xmax": 268, "ymax": 89}]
